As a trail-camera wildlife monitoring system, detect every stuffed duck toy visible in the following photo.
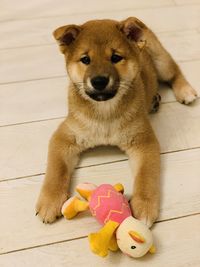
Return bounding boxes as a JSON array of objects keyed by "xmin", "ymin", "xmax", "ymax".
[{"xmin": 61, "ymin": 183, "xmax": 156, "ymax": 258}]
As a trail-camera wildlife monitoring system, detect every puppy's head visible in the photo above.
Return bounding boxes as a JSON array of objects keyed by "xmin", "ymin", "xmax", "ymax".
[{"xmin": 53, "ymin": 18, "xmax": 145, "ymax": 102}]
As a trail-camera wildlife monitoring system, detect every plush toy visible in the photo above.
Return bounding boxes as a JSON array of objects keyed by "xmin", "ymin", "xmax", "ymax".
[{"xmin": 61, "ymin": 183, "xmax": 155, "ymax": 258}]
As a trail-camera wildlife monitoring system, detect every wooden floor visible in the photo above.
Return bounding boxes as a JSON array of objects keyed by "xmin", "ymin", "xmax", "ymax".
[{"xmin": 0, "ymin": 0, "xmax": 200, "ymax": 266}]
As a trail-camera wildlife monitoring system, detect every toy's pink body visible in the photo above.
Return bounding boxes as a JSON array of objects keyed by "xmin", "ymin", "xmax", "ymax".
[{"xmin": 89, "ymin": 184, "xmax": 131, "ymax": 225}]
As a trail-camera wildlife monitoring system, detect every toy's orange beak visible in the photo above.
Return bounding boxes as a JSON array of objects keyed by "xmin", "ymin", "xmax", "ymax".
[{"xmin": 128, "ymin": 231, "xmax": 146, "ymax": 243}]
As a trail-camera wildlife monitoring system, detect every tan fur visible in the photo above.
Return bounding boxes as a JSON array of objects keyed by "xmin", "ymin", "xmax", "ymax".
[{"xmin": 36, "ymin": 18, "xmax": 197, "ymax": 226}]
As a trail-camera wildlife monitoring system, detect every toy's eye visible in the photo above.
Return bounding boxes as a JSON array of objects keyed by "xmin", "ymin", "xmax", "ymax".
[
  {"xmin": 111, "ymin": 54, "xmax": 123, "ymax": 64},
  {"xmin": 80, "ymin": 56, "xmax": 90, "ymax": 65},
  {"xmin": 131, "ymin": 246, "xmax": 136, "ymax": 249}
]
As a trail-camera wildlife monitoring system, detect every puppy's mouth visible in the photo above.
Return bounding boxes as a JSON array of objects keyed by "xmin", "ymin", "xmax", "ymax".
[{"xmin": 86, "ymin": 91, "xmax": 117, "ymax": 102}]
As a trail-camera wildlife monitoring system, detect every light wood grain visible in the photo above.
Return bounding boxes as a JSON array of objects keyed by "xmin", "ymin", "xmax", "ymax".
[
  {"xmin": 150, "ymin": 100, "xmax": 200, "ymax": 152},
  {"xmin": 0, "ymin": 0, "xmax": 174, "ymax": 22},
  {"xmin": 174, "ymin": 0, "xmax": 200, "ymax": 5},
  {"xmin": 0, "ymin": 77, "xmax": 68, "ymax": 126},
  {"xmin": 0, "ymin": 45, "xmax": 65, "ymax": 84},
  {"xmin": 158, "ymin": 30, "xmax": 200, "ymax": 62},
  {"xmin": 1, "ymin": 99, "xmax": 200, "ymax": 181},
  {"xmin": 0, "ymin": 119, "xmax": 63, "ymax": 180},
  {"xmin": 0, "ymin": 215, "xmax": 199, "ymax": 267},
  {"xmin": 1, "ymin": 7, "xmax": 199, "ymax": 50},
  {"xmin": 0, "ymin": 148, "xmax": 200, "ymax": 254},
  {"xmin": 0, "ymin": 5, "xmax": 200, "ymax": 49}
]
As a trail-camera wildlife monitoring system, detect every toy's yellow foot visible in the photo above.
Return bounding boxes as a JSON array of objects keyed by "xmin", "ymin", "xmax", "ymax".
[
  {"xmin": 113, "ymin": 183, "xmax": 124, "ymax": 194},
  {"xmin": 89, "ymin": 233, "xmax": 109, "ymax": 257},
  {"xmin": 88, "ymin": 220, "xmax": 119, "ymax": 257},
  {"xmin": 61, "ymin": 196, "xmax": 89, "ymax": 219},
  {"xmin": 149, "ymin": 244, "xmax": 156, "ymax": 254}
]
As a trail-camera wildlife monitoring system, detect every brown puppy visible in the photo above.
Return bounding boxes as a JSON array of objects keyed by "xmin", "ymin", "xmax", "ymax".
[{"xmin": 36, "ymin": 18, "xmax": 197, "ymax": 227}]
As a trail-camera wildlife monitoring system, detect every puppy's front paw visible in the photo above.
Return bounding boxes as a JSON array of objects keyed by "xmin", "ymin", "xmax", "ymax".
[
  {"xmin": 130, "ymin": 195, "xmax": 159, "ymax": 228},
  {"xmin": 174, "ymin": 85, "xmax": 197, "ymax": 105},
  {"xmin": 36, "ymin": 190, "xmax": 68, "ymax": 223}
]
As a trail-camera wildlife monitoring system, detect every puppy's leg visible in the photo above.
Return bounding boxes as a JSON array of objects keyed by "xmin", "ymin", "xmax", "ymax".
[
  {"xmin": 145, "ymin": 29, "xmax": 198, "ymax": 104},
  {"xmin": 129, "ymin": 17, "xmax": 198, "ymax": 104},
  {"xmin": 169, "ymin": 71, "xmax": 197, "ymax": 104},
  {"xmin": 125, "ymin": 126, "xmax": 160, "ymax": 227},
  {"xmin": 36, "ymin": 121, "xmax": 82, "ymax": 223}
]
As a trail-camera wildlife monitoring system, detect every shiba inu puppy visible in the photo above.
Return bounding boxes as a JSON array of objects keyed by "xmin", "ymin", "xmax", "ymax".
[{"xmin": 36, "ymin": 17, "xmax": 197, "ymax": 227}]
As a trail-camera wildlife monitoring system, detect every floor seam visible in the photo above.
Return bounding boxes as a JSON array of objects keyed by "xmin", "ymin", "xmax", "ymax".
[
  {"xmin": 0, "ymin": 212, "xmax": 199, "ymax": 256},
  {"xmin": 0, "ymin": 28, "xmax": 199, "ymax": 51},
  {"xmin": 0, "ymin": 3, "xmax": 179, "ymax": 24},
  {"xmin": 1, "ymin": 146, "xmax": 200, "ymax": 183}
]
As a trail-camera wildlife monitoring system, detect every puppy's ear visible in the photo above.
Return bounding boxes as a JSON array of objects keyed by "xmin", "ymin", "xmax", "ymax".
[
  {"xmin": 119, "ymin": 17, "xmax": 147, "ymax": 50},
  {"xmin": 53, "ymin": 25, "xmax": 81, "ymax": 53}
]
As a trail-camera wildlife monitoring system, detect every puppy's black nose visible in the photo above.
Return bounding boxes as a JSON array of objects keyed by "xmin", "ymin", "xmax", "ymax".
[{"xmin": 91, "ymin": 76, "xmax": 109, "ymax": 91}]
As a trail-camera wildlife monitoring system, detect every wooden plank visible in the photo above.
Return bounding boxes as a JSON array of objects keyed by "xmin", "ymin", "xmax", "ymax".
[
  {"xmin": 0, "ymin": 119, "xmax": 64, "ymax": 180},
  {"xmin": 0, "ymin": 77, "xmax": 68, "ymax": 126},
  {"xmin": 174, "ymin": 0, "xmax": 200, "ymax": 5},
  {"xmin": 0, "ymin": 5, "xmax": 200, "ymax": 49},
  {"xmin": 158, "ymin": 30, "xmax": 200, "ymax": 62},
  {"xmin": 1, "ymin": 98, "xmax": 200, "ymax": 181},
  {"xmin": 0, "ymin": 215, "xmax": 199, "ymax": 267},
  {"xmin": 0, "ymin": 0, "xmax": 174, "ymax": 22},
  {"xmin": 0, "ymin": 148, "xmax": 200, "ymax": 254},
  {"xmin": 149, "ymin": 99, "xmax": 200, "ymax": 153},
  {"xmin": 0, "ymin": 45, "xmax": 65, "ymax": 84},
  {"xmin": 0, "ymin": 60, "xmax": 199, "ymax": 127}
]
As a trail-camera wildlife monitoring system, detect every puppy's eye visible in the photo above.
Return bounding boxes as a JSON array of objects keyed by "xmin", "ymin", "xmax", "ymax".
[
  {"xmin": 131, "ymin": 246, "xmax": 136, "ymax": 249},
  {"xmin": 111, "ymin": 54, "xmax": 123, "ymax": 64},
  {"xmin": 80, "ymin": 56, "xmax": 90, "ymax": 65}
]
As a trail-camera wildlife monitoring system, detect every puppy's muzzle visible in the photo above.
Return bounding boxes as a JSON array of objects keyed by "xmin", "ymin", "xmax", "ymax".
[
  {"xmin": 91, "ymin": 76, "xmax": 109, "ymax": 91},
  {"xmin": 87, "ymin": 76, "xmax": 117, "ymax": 101}
]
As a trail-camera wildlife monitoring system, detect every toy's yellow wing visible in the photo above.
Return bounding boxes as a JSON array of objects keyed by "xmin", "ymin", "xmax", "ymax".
[{"xmin": 62, "ymin": 196, "xmax": 89, "ymax": 219}]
